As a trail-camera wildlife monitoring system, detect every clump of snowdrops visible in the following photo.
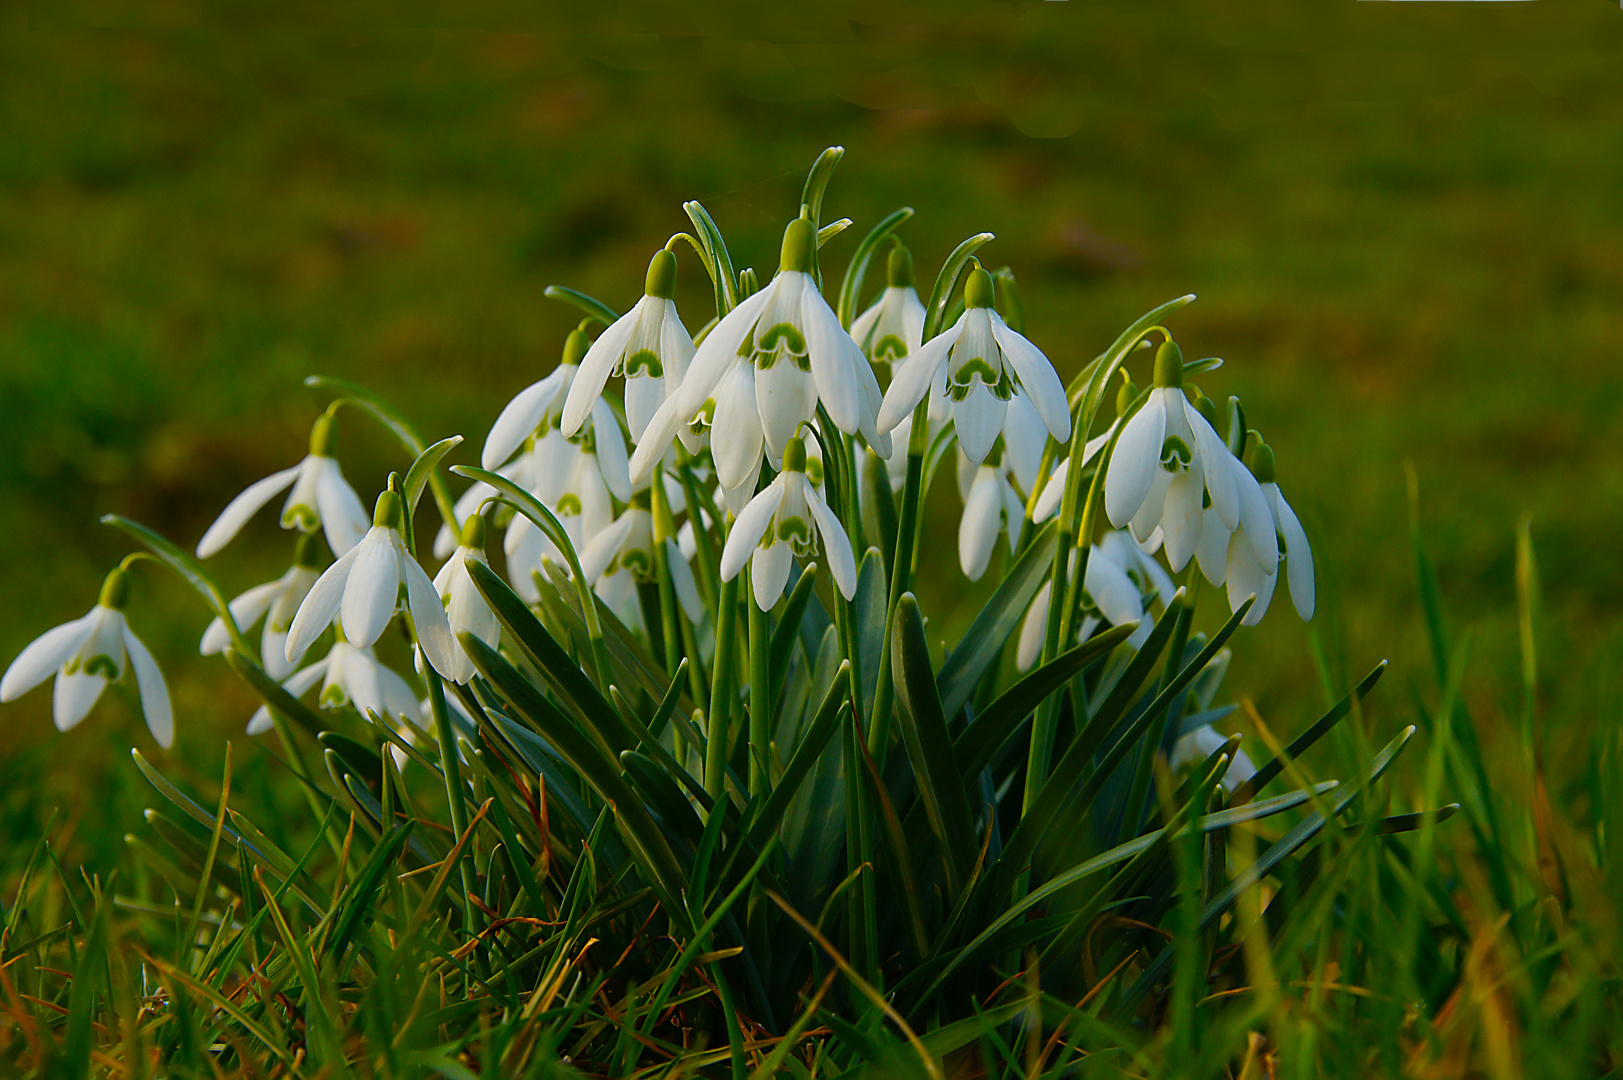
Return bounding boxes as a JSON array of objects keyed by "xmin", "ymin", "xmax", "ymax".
[{"xmin": 0, "ymin": 148, "xmax": 1444, "ymax": 1075}]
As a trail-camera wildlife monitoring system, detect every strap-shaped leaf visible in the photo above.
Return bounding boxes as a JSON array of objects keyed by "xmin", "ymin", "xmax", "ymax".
[
  {"xmin": 459, "ymin": 632, "xmax": 689, "ymax": 923},
  {"xmin": 402, "ymin": 434, "xmax": 462, "ymax": 521},
  {"xmin": 102, "ymin": 514, "xmax": 244, "ymax": 653},
  {"xmin": 936, "ymin": 522, "xmax": 1057, "ymax": 721},
  {"xmin": 799, "ymin": 145, "xmax": 844, "ymax": 227},
  {"xmin": 324, "ymin": 821, "xmax": 414, "ymax": 965},
  {"xmin": 892, "ymin": 594, "xmax": 977, "ymax": 896},
  {"xmin": 223, "ymin": 649, "xmax": 325, "ymax": 736},
  {"xmin": 953, "ymin": 622, "xmax": 1137, "ymax": 781},
  {"xmin": 769, "ymin": 563, "xmax": 820, "ymax": 697},
  {"xmin": 683, "ymin": 201, "xmax": 738, "ymax": 315},
  {"xmin": 542, "ymin": 284, "xmax": 618, "ymax": 326},
  {"xmin": 621, "ymin": 751, "xmax": 704, "ymax": 849},
  {"xmin": 1227, "ymin": 659, "xmax": 1388, "ymax": 804}
]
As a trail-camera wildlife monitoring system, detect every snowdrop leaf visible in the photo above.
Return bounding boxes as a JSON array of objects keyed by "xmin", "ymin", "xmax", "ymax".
[
  {"xmin": 935, "ymin": 522, "xmax": 1057, "ymax": 722},
  {"xmin": 799, "ymin": 145, "xmax": 844, "ymax": 229},
  {"xmin": 1227, "ymin": 659, "xmax": 1387, "ymax": 805},
  {"xmin": 402, "ymin": 435, "xmax": 463, "ymax": 523},
  {"xmin": 541, "ymin": 284, "xmax": 618, "ymax": 327},
  {"xmin": 683, "ymin": 200, "xmax": 738, "ymax": 315}
]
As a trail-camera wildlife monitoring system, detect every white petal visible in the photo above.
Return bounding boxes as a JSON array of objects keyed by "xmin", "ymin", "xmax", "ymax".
[
  {"xmin": 1016, "ymin": 580, "xmax": 1052, "ymax": 671},
  {"xmin": 285, "ymin": 540, "xmax": 364, "ymax": 663},
  {"xmin": 1104, "ymin": 393, "xmax": 1167, "ymax": 528},
  {"xmin": 1234, "ymin": 464, "xmax": 1279, "ymax": 569},
  {"xmin": 754, "ymin": 351, "xmax": 817, "ymax": 459},
  {"xmin": 483, "ymin": 370, "xmax": 564, "ymax": 470},
  {"xmin": 54, "ymin": 670, "xmax": 108, "ymax": 731},
  {"xmin": 340, "ymin": 530, "xmax": 402, "ymax": 649},
  {"xmin": 1161, "ymin": 469, "xmax": 1205, "ymax": 573},
  {"xmin": 628, "ymin": 393, "xmax": 685, "ymax": 485},
  {"xmin": 123, "ymin": 628, "xmax": 174, "ymax": 748},
  {"xmin": 1188, "ymin": 401, "xmax": 1239, "ymax": 530},
  {"xmin": 989, "ymin": 314, "xmax": 1070, "ymax": 443},
  {"xmin": 1129, "ymin": 468, "xmax": 1171, "ymax": 546},
  {"xmin": 562, "ymin": 304, "xmax": 640, "ymax": 437},
  {"xmin": 719, "ymin": 482, "xmax": 784, "ymax": 584},
  {"xmin": 667, "ymin": 539, "xmax": 704, "ymax": 623},
  {"xmin": 679, "ymin": 286, "xmax": 774, "ymax": 418},
  {"xmin": 1078, "ymin": 419, "xmax": 1118, "ymax": 469},
  {"xmin": 590, "ymin": 399, "xmax": 633, "ymax": 504},
  {"xmin": 403, "ymin": 554, "xmax": 458, "ymax": 679},
  {"xmin": 710, "ymin": 363, "xmax": 766, "ymax": 492},
  {"xmin": 849, "ymin": 297, "xmax": 883, "ymax": 354},
  {"xmin": 803, "ymin": 288, "xmax": 863, "ymax": 434},
  {"xmin": 200, "ymin": 581, "xmax": 282, "ymax": 657},
  {"xmin": 751, "ymin": 541, "xmax": 795, "ymax": 608},
  {"xmin": 1226, "ymin": 539, "xmax": 1277, "ymax": 626},
  {"xmin": 952, "ymin": 384, "xmax": 1008, "ymax": 467},
  {"xmin": 1086, "ymin": 552, "xmax": 1144, "ymax": 629},
  {"xmin": 1194, "ymin": 508, "xmax": 1231, "ymax": 587},
  {"xmin": 1272, "ymin": 487, "xmax": 1315, "ymax": 620},
  {"xmin": 1033, "ymin": 457, "xmax": 1069, "ymax": 523},
  {"xmin": 878, "ymin": 320, "xmax": 961, "ymax": 432},
  {"xmin": 314, "ymin": 460, "xmax": 370, "ymax": 557},
  {"xmin": 658, "ymin": 299, "xmax": 696, "ymax": 386},
  {"xmin": 1001, "ymin": 393, "xmax": 1049, "ymax": 494},
  {"xmin": 806, "ymin": 487, "xmax": 858, "ymax": 600},
  {"xmin": 958, "ymin": 468, "xmax": 1005, "ymax": 581},
  {"xmin": 1, "ymin": 614, "xmax": 94, "ymax": 702},
  {"xmin": 580, "ymin": 513, "xmax": 636, "ymax": 584},
  {"xmin": 196, "ymin": 463, "xmax": 303, "ymax": 558}
]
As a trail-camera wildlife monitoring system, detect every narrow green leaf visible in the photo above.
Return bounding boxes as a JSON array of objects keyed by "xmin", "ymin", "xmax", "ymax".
[
  {"xmin": 101, "ymin": 515, "xmax": 240, "ymax": 647},
  {"xmin": 799, "ymin": 145, "xmax": 844, "ymax": 227},
  {"xmin": 936, "ymin": 523, "xmax": 1057, "ymax": 720},
  {"xmin": 223, "ymin": 649, "xmax": 326, "ymax": 736},
  {"xmin": 326, "ymin": 821, "xmax": 415, "ymax": 965},
  {"xmin": 1228, "ymin": 659, "xmax": 1388, "ymax": 804},
  {"xmin": 403, "ymin": 434, "xmax": 463, "ymax": 519}
]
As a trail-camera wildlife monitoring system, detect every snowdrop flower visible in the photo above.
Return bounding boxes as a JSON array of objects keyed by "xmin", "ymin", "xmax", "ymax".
[
  {"xmin": 954, "ymin": 396, "xmax": 1047, "ymax": 580},
  {"xmin": 1102, "ymin": 342, "xmax": 1247, "ymax": 572},
  {"xmin": 561, "ymin": 249, "xmax": 696, "ymax": 442},
  {"xmin": 878, "ymin": 266, "xmax": 1071, "ymax": 467},
  {"xmin": 196, "ymin": 412, "xmax": 368, "ymax": 560},
  {"xmin": 720, "ymin": 436, "xmax": 857, "ymax": 609},
  {"xmin": 1210, "ymin": 443, "xmax": 1313, "ymax": 624},
  {"xmin": 631, "ymin": 218, "xmax": 890, "ymax": 492},
  {"xmin": 1, "ymin": 568, "xmax": 172, "ymax": 747},
  {"xmin": 199, "ymin": 533, "xmax": 324, "ymax": 679},
  {"xmin": 247, "ymin": 640, "xmax": 418, "ymax": 735},
  {"xmin": 850, "ymin": 246, "xmax": 926, "ymax": 375},
  {"xmin": 1015, "ymin": 531, "xmax": 1174, "ymax": 670},
  {"xmin": 285, "ymin": 488, "xmax": 457, "ymax": 677},
  {"xmin": 481, "ymin": 329, "xmax": 585, "ymax": 472},
  {"xmin": 1170, "ymin": 724, "xmax": 1256, "ymax": 796},
  {"xmin": 432, "ymin": 515, "xmax": 500, "ymax": 685},
  {"xmin": 577, "ymin": 502, "xmax": 704, "ymax": 632}
]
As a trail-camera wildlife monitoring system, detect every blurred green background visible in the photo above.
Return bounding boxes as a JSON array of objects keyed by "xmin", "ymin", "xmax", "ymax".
[{"xmin": 4, "ymin": 3, "xmax": 1622, "ymax": 867}]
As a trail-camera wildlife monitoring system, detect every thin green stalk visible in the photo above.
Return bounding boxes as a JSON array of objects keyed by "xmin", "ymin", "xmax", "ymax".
[
  {"xmin": 650, "ymin": 469, "xmax": 686, "ymax": 763},
  {"xmin": 867, "ymin": 398, "xmax": 930, "ymax": 759},
  {"xmin": 747, "ymin": 575, "xmax": 771, "ymax": 798},
  {"xmin": 426, "ymin": 668, "xmax": 478, "ymax": 936},
  {"xmin": 706, "ymin": 572, "xmax": 741, "ymax": 805}
]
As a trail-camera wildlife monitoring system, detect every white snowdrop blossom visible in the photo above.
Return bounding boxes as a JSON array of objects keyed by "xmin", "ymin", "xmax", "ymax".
[
  {"xmin": 850, "ymin": 246, "xmax": 926, "ymax": 375},
  {"xmin": 954, "ymin": 394, "xmax": 1049, "ymax": 580},
  {"xmin": 1170, "ymin": 724, "xmax": 1256, "ymax": 796},
  {"xmin": 248, "ymin": 641, "xmax": 419, "ymax": 736},
  {"xmin": 579, "ymin": 504, "xmax": 704, "ymax": 633},
  {"xmin": 561, "ymin": 249, "xmax": 695, "ymax": 442},
  {"xmin": 285, "ymin": 489, "xmax": 457, "ymax": 677},
  {"xmin": 878, "ymin": 266, "xmax": 1071, "ymax": 467},
  {"xmin": 432, "ymin": 516, "xmax": 500, "ymax": 685},
  {"xmin": 196, "ymin": 412, "xmax": 368, "ymax": 560},
  {"xmin": 1016, "ymin": 531, "xmax": 1175, "ymax": 671},
  {"xmin": 199, "ymin": 533, "xmax": 323, "ymax": 680},
  {"xmin": 481, "ymin": 329, "xmax": 585, "ymax": 472},
  {"xmin": 1201, "ymin": 443, "xmax": 1312, "ymax": 625},
  {"xmin": 1102, "ymin": 342, "xmax": 1248, "ymax": 572},
  {"xmin": 1, "ymin": 568, "xmax": 173, "ymax": 747},
  {"xmin": 720, "ymin": 436, "xmax": 857, "ymax": 609},
  {"xmin": 631, "ymin": 217, "xmax": 890, "ymax": 493}
]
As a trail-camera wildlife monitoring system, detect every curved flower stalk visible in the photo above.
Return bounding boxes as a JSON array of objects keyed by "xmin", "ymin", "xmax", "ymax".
[
  {"xmin": 955, "ymin": 394, "xmax": 1050, "ymax": 580},
  {"xmin": 196, "ymin": 411, "xmax": 368, "ymax": 560},
  {"xmin": 432, "ymin": 516, "xmax": 500, "ymax": 685},
  {"xmin": 720, "ymin": 436, "xmax": 856, "ymax": 609},
  {"xmin": 285, "ymin": 489, "xmax": 457, "ymax": 677},
  {"xmin": 1, "ymin": 567, "xmax": 172, "ymax": 747},
  {"xmin": 630, "ymin": 218, "xmax": 890, "ymax": 493},
  {"xmin": 247, "ymin": 639, "xmax": 419, "ymax": 735},
  {"xmin": 199, "ymin": 533, "xmax": 324, "ymax": 680},
  {"xmin": 561, "ymin": 249, "xmax": 696, "ymax": 442},
  {"xmin": 1197, "ymin": 441, "xmax": 1313, "ymax": 625},
  {"xmin": 878, "ymin": 266, "xmax": 1071, "ymax": 467},
  {"xmin": 1102, "ymin": 341, "xmax": 1259, "ymax": 572},
  {"xmin": 1015, "ymin": 531, "xmax": 1174, "ymax": 670}
]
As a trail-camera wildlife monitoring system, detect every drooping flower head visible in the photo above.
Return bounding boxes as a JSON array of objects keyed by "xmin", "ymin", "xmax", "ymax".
[
  {"xmin": 433, "ymin": 514, "xmax": 500, "ymax": 685},
  {"xmin": 285, "ymin": 486, "xmax": 457, "ymax": 678},
  {"xmin": 1103, "ymin": 341, "xmax": 1246, "ymax": 572},
  {"xmin": 196, "ymin": 411, "xmax": 368, "ymax": 560},
  {"xmin": 1, "ymin": 567, "xmax": 172, "ymax": 747},
  {"xmin": 955, "ymin": 393, "xmax": 1050, "ymax": 581},
  {"xmin": 850, "ymin": 245, "xmax": 926, "ymax": 376},
  {"xmin": 878, "ymin": 265, "xmax": 1071, "ymax": 466},
  {"xmin": 1211, "ymin": 441, "xmax": 1313, "ymax": 625},
  {"xmin": 200, "ymin": 531, "xmax": 325, "ymax": 679},
  {"xmin": 720, "ymin": 435, "xmax": 857, "ymax": 610},
  {"xmin": 248, "ymin": 640, "xmax": 419, "ymax": 736},
  {"xmin": 631, "ymin": 217, "xmax": 890, "ymax": 492},
  {"xmin": 561, "ymin": 248, "xmax": 696, "ymax": 442}
]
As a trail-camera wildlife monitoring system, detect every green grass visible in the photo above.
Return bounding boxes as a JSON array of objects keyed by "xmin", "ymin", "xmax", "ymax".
[{"xmin": 2, "ymin": 5, "xmax": 1622, "ymax": 1076}]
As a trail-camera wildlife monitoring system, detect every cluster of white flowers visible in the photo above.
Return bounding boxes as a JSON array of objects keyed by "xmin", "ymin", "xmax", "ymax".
[{"xmin": 1, "ymin": 181, "xmax": 1310, "ymax": 787}]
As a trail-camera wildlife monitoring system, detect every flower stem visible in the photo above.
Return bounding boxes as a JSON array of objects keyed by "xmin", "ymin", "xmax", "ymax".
[
  {"xmin": 867, "ymin": 398, "xmax": 931, "ymax": 760},
  {"xmin": 747, "ymin": 574, "xmax": 771, "ymax": 799},
  {"xmin": 425, "ymin": 667, "xmax": 479, "ymax": 936},
  {"xmin": 706, "ymin": 571, "xmax": 741, "ymax": 805}
]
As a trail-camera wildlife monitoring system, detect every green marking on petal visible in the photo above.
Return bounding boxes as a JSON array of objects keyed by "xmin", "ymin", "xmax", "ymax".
[
  {"xmin": 777, "ymin": 516, "xmax": 813, "ymax": 551},
  {"xmin": 1160, "ymin": 435, "xmax": 1193, "ymax": 472},
  {"xmin": 319, "ymin": 684, "xmax": 349, "ymax": 709},
  {"xmin": 623, "ymin": 349, "xmax": 664, "ymax": 379},
  {"xmin": 623, "ymin": 548, "xmax": 653, "ymax": 579},
  {"xmin": 872, "ymin": 334, "xmax": 909, "ymax": 363},
  {"xmin": 282, "ymin": 504, "xmax": 319, "ymax": 530},
  {"xmin": 84, "ymin": 655, "xmax": 120, "ymax": 680},
  {"xmin": 556, "ymin": 493, "xmax": 583, "ymax": 516},
  {"xmin": 755, "ymin": 323, "xmax": 808, "ymax": 371}
]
